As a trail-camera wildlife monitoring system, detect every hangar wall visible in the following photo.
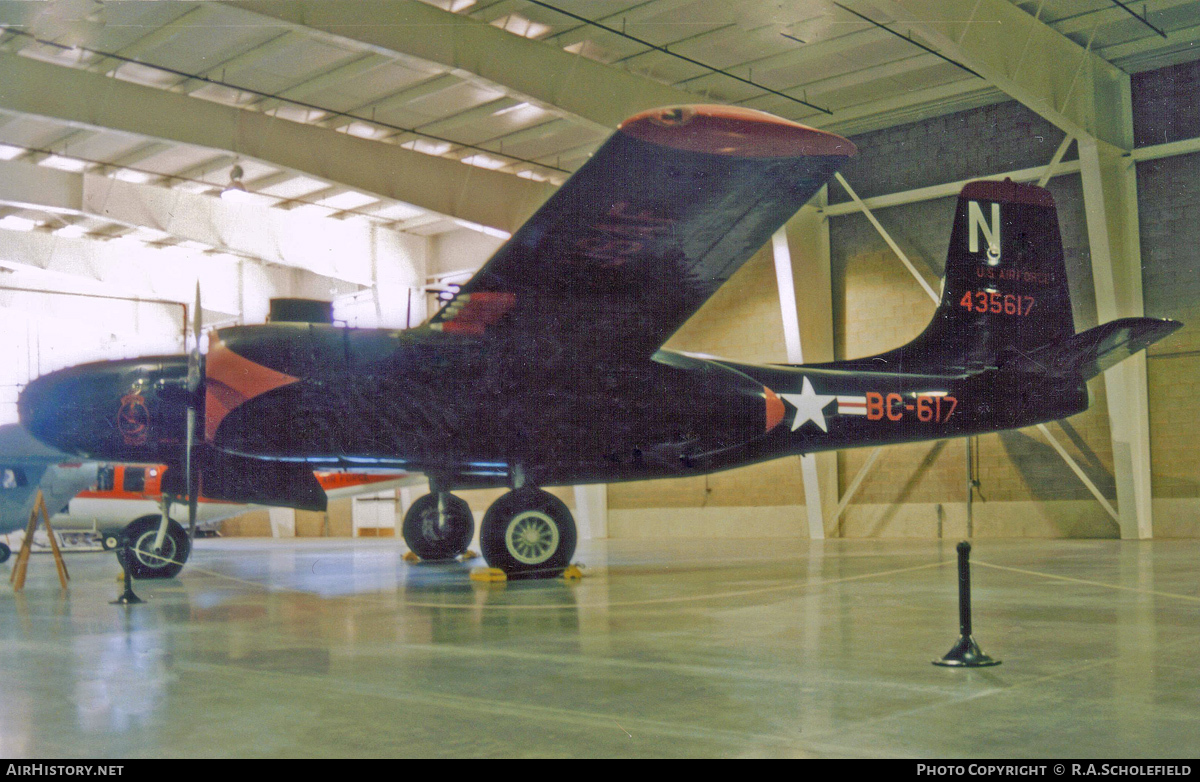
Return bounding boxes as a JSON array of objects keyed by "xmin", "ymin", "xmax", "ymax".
[
  {"xmin": 1134, "ymin": 62, "xmax": 1200, "ymax": 536},
  {"xmin": 608, "ymin": 59, "xmax": 1200, "ymax": 541}
]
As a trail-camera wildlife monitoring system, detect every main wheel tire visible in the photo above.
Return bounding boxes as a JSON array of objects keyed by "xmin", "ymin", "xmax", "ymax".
[
  {"xmin": 0, "ymin": 542, "xmax": 9, "ymax": 564},
  {"xmin": 116, "ymin": 515, "xmax": 191, "ymax": 579},
  {"xmin": 101, "ymin": 533, "xmax": 120, "ymax": 551},
  {"xmin": 480, "ymin": 488, "xmax": 577, "ymax": 580},
  {"xmin": 402, "ymin": 493, "xmax": 474, "ymax": 561}
]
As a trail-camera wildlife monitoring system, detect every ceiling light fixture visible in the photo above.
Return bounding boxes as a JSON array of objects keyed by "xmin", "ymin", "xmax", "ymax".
[{"xmin": 221, "ymin": 164, "xmax": 249, "ymax": 201}]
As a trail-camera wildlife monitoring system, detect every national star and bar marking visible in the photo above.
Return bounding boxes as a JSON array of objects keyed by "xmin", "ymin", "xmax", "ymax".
[
  {"xmin": 836, "ymin": 394, "xmax": 867, "ymax": 415},
  {"xmin": 780, "ymin": 377, "xmax": 837, "ymax": 432}
]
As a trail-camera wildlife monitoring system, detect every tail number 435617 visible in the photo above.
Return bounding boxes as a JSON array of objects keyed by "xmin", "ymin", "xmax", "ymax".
[{"xmin": 960, "ymin": 290, "xmax": 1034, "ymax": 315}]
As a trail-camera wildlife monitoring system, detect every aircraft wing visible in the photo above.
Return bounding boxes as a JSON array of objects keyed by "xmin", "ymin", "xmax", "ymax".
[
  {"xmin": 0, "ymin": 424, "xmax": 98, "ymax": 535},
  {"xmin": 0, "ymin": 422, "xmax": 73, "ymax": 464},
  {"xmin": 429, "ymin": 105, "xmax": 854, "ymax": 361}
]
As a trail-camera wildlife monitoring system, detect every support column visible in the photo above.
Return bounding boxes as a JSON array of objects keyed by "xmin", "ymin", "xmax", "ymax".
[
  {"xmin": 397, "ymin": 486, "xmax": 418, "ymax": 537},
  {"xmin": 573, "ymin": 484, "xmax": 608, "ymax": 540},
  {"xmin": 268, "ymin": 507, "xmax": 295, "ymax": 538},
  {"xmin": 772, "ymin": 187, "xmax": 838, "ymax": 538},
  {"xmin": 1078, "ymin": 137, "xmax": 1154, "ymax": 539}
]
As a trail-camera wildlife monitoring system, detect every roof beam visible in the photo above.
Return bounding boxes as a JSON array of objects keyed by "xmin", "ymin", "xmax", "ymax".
[
  {"xmin": 0, "ymin": 51, "xmax": 554, "ymax": 233},
  {"xmin": 85, "ymin": 4, "xmax": 213, "ymax": 76},
  {"xmin": 0, "ymin": 159, "xmax": 420, "ymax": 286},
  {"xmin": 1099, "ymin": 21, "xmax": 1200, "ymax": 68},
  {"xmin": 849, "ymin": 0, "xmax": 1133, "ymax": 148},
  {"xmin": 252, "ymin": 53, "xmax": 383, "ymax": 114},
  {"xmin": 1049, "ymin": 0, "xmax": 1196, "ymax": 37},
  {"xmin": 173, "ymin": 31, "xmax": 297, "ymax": 94},
  {"xmin": 787, "ymin": 78, "xmax": 1000, "ymax": 138},
  {"xmin": 222, "ymin": 0, "xmax": 698, "ymax": 130},
  {"xmin": 317, "ymin": 73, "xmax": 466, "ymax": 131}
]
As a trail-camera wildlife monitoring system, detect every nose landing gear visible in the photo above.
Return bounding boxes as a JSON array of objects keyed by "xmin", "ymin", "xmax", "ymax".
[{"xmin": 115, "ymin": 515, "xmax": 191, "ymax": 579}]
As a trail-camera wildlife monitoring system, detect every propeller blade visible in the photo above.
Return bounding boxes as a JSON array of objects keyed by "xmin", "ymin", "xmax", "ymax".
[
  {"xmin": 187, "ymin": 283, "xmax": 202, "ymax": 393},
  {"xmin": 185, "ymin": 406, "xmax": 198, "ymax": 537},
  {"xmin": 185, "ymin": 282, "xmax": 203, "ymax": 538}
]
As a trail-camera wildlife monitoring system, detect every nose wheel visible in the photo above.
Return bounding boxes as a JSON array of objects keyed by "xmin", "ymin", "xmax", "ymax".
[
  {"xmin": 115, "ymin": 515, "xmax": 191, "ymax": 579},
  {"xmin": 480, "ymin": 487, "xmax": 577, "ymax": 580},
  {"xmin": 401, "ymin": 492, "xmax": 474, "ymax": 561}
]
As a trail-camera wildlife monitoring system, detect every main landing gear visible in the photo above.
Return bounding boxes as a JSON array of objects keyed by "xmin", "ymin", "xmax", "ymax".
[
  {"xmin": 402, "ymin": 486, "xmax": 578, "ymax": 579},
  {"xmin": 401, "ymin": 492, "xmax": 474, "ymax": 561},
  {"xmin": 480, "ymin": 487, "xmax": 577, "ymax": 580}
]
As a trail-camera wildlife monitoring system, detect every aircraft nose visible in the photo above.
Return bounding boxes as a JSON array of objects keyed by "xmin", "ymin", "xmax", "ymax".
[
  {"xmin": 19, "ymin": 366, "xmax": 95, "ymax": 455},
  {"xmin": 19, "ymin": 357, "xmax": 187, "ymax": 461}
]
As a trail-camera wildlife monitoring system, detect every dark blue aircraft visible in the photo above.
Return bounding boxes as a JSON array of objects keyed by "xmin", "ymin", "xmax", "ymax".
[{"xmin": 18, "ymin": 105, "xmax": 1180, "ymax": 579}]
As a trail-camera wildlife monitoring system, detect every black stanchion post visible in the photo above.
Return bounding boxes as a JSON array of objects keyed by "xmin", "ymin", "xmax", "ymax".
[
  {"xmin": 111, "ymin": 539, "xmax": 145, "ymax": 606},
  {"xmin": 933, "ymin": 540, "xmax": 999, "ymax": 667}
]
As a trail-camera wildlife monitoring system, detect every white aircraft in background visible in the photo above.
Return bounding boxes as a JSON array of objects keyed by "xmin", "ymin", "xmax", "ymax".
[
  {"xmin": 0, "ymin": 424, "xmax": 415, "ymax": 577},
  {"xmin": 0, "ymin": 423, "xmax": 97, "ymax": 563}
]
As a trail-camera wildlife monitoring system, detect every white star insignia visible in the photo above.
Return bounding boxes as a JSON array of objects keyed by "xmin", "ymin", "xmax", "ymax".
[{"xmin": 779, "ymin": 377, "xmax": 836, "ymax": 432}]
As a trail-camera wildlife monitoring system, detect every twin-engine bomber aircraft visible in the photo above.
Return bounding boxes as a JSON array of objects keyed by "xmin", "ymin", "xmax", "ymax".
[{"xmin": 19, "ymin": 105, "xmax": 1180, "ymax": 579}]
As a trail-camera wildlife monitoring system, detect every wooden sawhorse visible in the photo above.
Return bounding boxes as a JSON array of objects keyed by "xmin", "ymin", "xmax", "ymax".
[{"xmin": 9, "ymin": 489, "xmax": 69, "ymax": 591}]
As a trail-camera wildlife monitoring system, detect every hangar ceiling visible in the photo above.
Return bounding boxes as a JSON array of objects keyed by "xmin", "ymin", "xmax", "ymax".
[{"xmin": 0, "ymin": 0, "xmax": 1196, "ymax": 405}]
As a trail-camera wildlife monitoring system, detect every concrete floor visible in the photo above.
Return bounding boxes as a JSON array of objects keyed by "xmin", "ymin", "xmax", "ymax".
[{"xmin": 0, "ymin": 535, "xmax": 1197, "ymax": 758}]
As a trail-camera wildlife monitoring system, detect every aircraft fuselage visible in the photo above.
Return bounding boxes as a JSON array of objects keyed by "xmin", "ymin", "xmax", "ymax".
[{"xmin": 19, "ymin": 321, "xmax": 1088, "ymax": 491}]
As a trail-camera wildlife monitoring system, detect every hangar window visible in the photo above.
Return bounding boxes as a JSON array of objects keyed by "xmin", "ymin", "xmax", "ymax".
[
  {"xmin": 123, "ymin": 467, "xmax": 146, "ymax": 493},
  {"xmin": 97, "ymin": 465, "xmax": 115, "ymax": 491}
]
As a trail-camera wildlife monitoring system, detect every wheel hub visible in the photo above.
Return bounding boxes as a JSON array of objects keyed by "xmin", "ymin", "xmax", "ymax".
[
  {"xmin": 132, "ymin": 531, "xmax": 176, "ymax": 569},
  {"xmin": 505, "ymin": 511, "xmax": 559, "ymax": 565},
  {"xmin": 420, "ymin": 511, "xmax": 448, "ymax": 541}
]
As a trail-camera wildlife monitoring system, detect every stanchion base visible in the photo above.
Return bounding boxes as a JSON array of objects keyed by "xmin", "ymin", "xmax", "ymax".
[
  {"xmin": 933, "ymin": 635, "xmax": 1001, "ymax": 667},
  {"xmin": 111, "ymin": 569, "xmax": 145, "ymax": 605}
]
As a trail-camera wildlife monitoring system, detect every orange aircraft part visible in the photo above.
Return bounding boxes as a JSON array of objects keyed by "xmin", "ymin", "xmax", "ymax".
[
  {"xmin": 618, "ymin": 105, "xmax": 856, "ymax": 159},
  {"xmin": 763, "ymin": 386, "xmax": 785, "ymax": 434},
  {"xmin": 205, "ymin": 340, "xmax": 299, "ymax": 442}
]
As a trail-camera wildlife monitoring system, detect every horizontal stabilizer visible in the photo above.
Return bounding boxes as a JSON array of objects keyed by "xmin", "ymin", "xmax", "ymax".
[{"xmin": 1001, "ymin": 318, "xmax": 1181, "ymax": 380}]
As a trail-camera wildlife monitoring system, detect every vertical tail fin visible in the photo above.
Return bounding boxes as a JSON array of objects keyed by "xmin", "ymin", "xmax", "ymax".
[
  {"xmin": 889, "ymin": 180, "xmax": 1076, "ymax": 373},
  {"xmin": 830, "ymin": 178, "xmax": 1179, "ymax": 379}
]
